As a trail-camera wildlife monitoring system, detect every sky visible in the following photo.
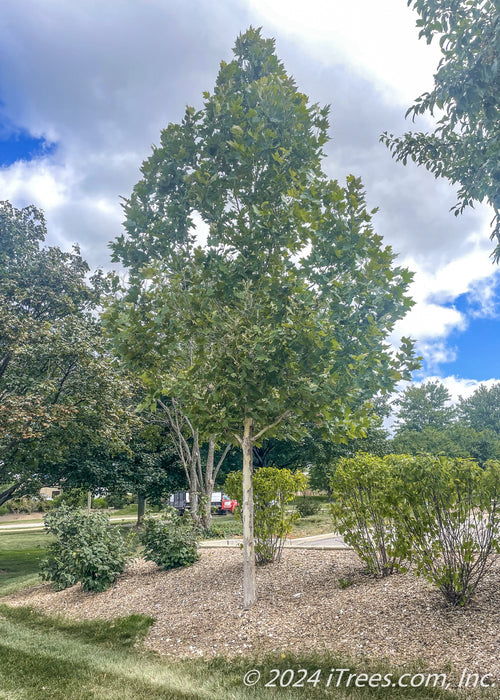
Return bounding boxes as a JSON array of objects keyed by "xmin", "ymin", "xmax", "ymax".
[{"xmin": 0, "ymin": 0, "xmax": 498, "ymax": 403}]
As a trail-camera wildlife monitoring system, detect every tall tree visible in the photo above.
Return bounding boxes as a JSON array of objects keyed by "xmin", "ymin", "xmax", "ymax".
[
  {"xmin": 381, "ymin": 0, "xmax": 500, "ymax": 258},
  {"xmin": 393, "ymin": 380, "xmax": 455, "ymax": 434},
  {"xmin": 106, "ymin": 28, "xmax": 418, "ymax": 607},
  {"xmin": 0, "ymin": 201, "xmax": 132, "ymax": 505},
  {"xmin": 458, "ymin": 382, "xmax": 500, "ymax": 434}
]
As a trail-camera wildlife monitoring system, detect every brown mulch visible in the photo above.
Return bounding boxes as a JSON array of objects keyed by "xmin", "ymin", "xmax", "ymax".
[{"xmin": 4, "ymin": 549, "xmax": 500, "ymax": 682}]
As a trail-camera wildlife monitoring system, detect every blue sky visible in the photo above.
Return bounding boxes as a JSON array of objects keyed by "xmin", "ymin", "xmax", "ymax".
[
  {"xmin": 0, "ymin": 129, "xmax": 55, "ymax": 166},
  {"xmin": 0, "ymin": 0, "xmax": 498, "ymax": 402}
]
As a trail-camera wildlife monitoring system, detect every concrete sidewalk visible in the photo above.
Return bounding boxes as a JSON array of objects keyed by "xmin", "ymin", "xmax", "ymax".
[
  {"xmin": 200, "ymin": 532, "xmax": 350, "ymax": 550},
  {"xmin": 0, "ymin": 519, "xmax": 350, "ymax": 550},
  {"xmin": 0, "ymin": 516, "xmax": 138, "ymax": 533}
]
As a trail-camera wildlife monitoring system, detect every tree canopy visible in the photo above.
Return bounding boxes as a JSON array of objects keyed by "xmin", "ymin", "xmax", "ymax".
[
  {"xmin": 393, "ymin": 379, "xmax": 455, "ymax": 434},
  {"xmin": 382, "ymin": 0, "xmax": 500, "ymax": 258},
  {"xmin": 106, "ymin": 28, "xmax": 418, "ymax": 606},
  {"xmin": 0, "ymin": 201, "xmax": 134, "ymax": 505}
]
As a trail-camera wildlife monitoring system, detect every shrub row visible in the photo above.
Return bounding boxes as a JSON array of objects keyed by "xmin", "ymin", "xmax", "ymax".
[
  {"xmin": 330, "ymin": 454, "xmax": 500, "ymax": 606},
  {"xmin": 40, "ymin": 505, "xmax": 200, "ymax": 593}
]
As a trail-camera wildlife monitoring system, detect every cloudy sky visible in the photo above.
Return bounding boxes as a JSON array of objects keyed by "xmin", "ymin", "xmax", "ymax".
[{"xmin": 1, "ymin": 0, "xmax": 498, "ymax": 401}]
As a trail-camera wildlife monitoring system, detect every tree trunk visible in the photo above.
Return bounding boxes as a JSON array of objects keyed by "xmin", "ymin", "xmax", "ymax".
[
  {"xmin": 189, "ymin": 431, "xmax": 199, "ymax": 523},
  {"xmin": 0, "ymin": 483, "xmax": 19, "ymax": 507},
  {"xmin": 200, "ymin": 437, "xmax": 215, "ymax": 530},
  {"xmin": 137, "ymin": 494, "xmax": 146, "ymax": 526},
  {"xmin": 87, "ymin": 490, "xmax": 92, "ymax": 514},
  {"xmin": 242, "ymin": 416, "xmax": 256, "ymax": 608}
]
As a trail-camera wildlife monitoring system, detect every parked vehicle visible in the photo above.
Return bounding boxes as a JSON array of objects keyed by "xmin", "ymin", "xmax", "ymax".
[{"xmin": 169, "ymin": 491, "xmax": 238, "ymax": 515}]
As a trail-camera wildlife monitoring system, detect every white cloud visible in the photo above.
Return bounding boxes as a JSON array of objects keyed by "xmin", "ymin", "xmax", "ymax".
[
  {"xmin": 409, "ymin": 375, "xmax": 500, "ymax": 404},
  {"xmin": 0, "ymin": 0, "xmax": 497, "ymax": 386},
  {"xmin": 245, "ymin": 0, "xmax": 441, "ymax": 104}
]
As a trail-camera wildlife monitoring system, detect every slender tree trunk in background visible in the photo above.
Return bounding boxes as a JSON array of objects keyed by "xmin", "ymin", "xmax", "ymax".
[
  {"xmin": 242, "ymin": 416, "xmax": 256, "ymax": 608},
  {"xmin": 137, "ymin": 494, "xmax": 146, "ymax": 526},
  {"xmin": 87, "ymin": 491, "xmax": 92, "ymax": 513},
  {"xmin": 189, "ymin": 431, "xmax": 199, "ymax": 523},
  {"xmin": 200, "ymin": 437, "xmax": 215, "ymax": 530}
]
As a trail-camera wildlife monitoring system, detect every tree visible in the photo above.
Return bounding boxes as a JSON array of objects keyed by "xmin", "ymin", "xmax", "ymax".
[
  {"xmin": 458, "ymin": 382, "xmax": 500, "ymax": 435},
  {"xmin": 106, "ymin": 28, "xmax": 418, "ymax": 607},
  {"xmin": 381, "ymin": 1, "xmax": 500, "ymax": 258},
  {"xmin": 393, "ymin": 380, "xmax": 455, "ymax": 434},
  {"xmin": 391, "ymin": 423, "xmax": 500, "ymax": 464},
  {"xmin": 0, "ymin": 201, "xmax": 133, "ymax": 506}
]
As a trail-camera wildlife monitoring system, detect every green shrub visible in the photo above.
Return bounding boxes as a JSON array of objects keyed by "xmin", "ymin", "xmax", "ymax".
[
  {"xmin": 225, "ymin": 467, "xmax": 306, "ymax": 564},
  {"xmin": 0, "ymin": 505, "xmax": 8, "ymax": 516},
  {"xmin": 329, "ymin": 453, "xmax": 408, "ymax": 577},
  {"xmin": 139, "ymin": 508, "xmax": 199, "ymax": 570},
  {"xmin": 6, "ymin": 497, "xmax": 52, "ymax": 514},
  {"xmin": 40, "ymin": 505, "xmax": 131, "ymax": 593},
  {"xmin": 200, "ymin": 519, "xmax": 243, "ymax": 539},
  {"xmin": 296, "ymin": 497, "xmax": 321, "ymax": 518},
  {"xmin": 92, "ymin": 497, "xmax": 108, "ymax": 510},
  {"xmin": 52, "ymin": 488, "xmax": 88, "ymax": 509},
  {"xmin": 388, "ymin": 454, "xmax": 500, "ymax": 607},
  {"xmin": 106, "ymin": 492, "xmax": 134, "ymax": 509}
]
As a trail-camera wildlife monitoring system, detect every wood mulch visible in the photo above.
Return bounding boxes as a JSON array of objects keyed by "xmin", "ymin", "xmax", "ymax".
[{"xmin": 4, "ymin": 549, "xmax": 500, "ymax": 686}]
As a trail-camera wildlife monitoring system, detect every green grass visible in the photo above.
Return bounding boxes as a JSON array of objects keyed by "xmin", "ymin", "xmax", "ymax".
[
  {"xmin": 0, "ymin": 525, "xmax": 493, "ymax": 699},
  {"xmin": 0, "ymin": 604, "xmax": 473, "ymax": 700},
  {"xmin": 0, "ymin": 531, "xmax": 52, "ymax": 596}
]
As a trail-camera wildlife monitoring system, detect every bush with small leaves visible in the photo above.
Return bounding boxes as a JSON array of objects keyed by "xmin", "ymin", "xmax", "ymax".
[
  {"xmin": 139, "ymin": 508, "xmax": 199, "ymax": 570},
  {"xmin": 388, "ymin": 454, "xmax": 500, "ymax": 607},
  {"xmin": 92, "ymin": 497, "xmax": 108, "ymax": 509},
  {"xmin": 225, "ymin": 467, "xmax": 307, "ymax": 564},
  {"xmin": 40, "ymin": 504, "xmax": 131, "ymax": 592},
  {"xmin": 330, "ymin": 453, "xmax": 408, "ymax": 577},
  {"xmin": 296, "ymin": 497, "xmax": 321, "ymax": 518}
]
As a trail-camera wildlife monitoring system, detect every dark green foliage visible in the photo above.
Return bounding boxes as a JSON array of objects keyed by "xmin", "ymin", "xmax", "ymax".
[
  {"xmin": 296, "ymin": 497, "xmax": 321, "ymax": 518},
  {"xmin": 330, "ymin": 454, "xmax": 408, "ymax": 577},
  {"xmin": 52, "ymin": 488, "xmax": 88, "ymax": 509},
  {"xmin": 226, "ymin": 467, "xmax": 306, "ymax": 564},
  {"xmin": 388, "ymin": 454, "xmax": 500, "ymax": 607},
  {"xmin": 139, "ymin": 508, "xmax": 199, "ymax": 570},
  {"xmin": 40, "ymin": 505, "xmax": 131, "ymax": 592},
  {"xmin": 0, "ymin": 201, "xmax": 135, "ymax": 509}
]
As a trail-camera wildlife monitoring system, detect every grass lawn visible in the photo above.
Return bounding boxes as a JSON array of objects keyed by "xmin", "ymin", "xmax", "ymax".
[
  {"xmin": 0, "ymin": 528, "xmax": 491, "ymax": 699},
  {"xmin": 0, "ymin": 531, "xmax": 52, "ymax": 596},
  {"xmin": 0, "ymin": 604, "xmax": 467, "ymax": 700}
]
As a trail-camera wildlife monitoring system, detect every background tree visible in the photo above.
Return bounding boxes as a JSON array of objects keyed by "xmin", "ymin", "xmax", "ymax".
[
  {"xmin": 393, "ymin": 380, "xmax": 455, "ymax": 434},
  {"xmin": 106, "ymin": 28, "xmax": 418, "ymax": 607},
  {"xmin": 391, "ymin": 423, "xmax": 500, "ymax": 464},
  {"xmin": 458, "ymin": 383, "xmax": 500, "ymax": 434},
  {"xmin": 382, "ymin": 0, "xmax": 500, "ymax": 258},
  {"xmin": 0, "ymin": 201, "xmax": 133, "ymax": 506}
]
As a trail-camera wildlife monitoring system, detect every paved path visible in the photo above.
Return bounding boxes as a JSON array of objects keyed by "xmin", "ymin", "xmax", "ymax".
[
  {"xmin": 0, "ymin": 516, "xmax": 138, "ymax": 532},
  {"xmin": 200, "ymin": 532, "xmax": 350, "ymax": 550},
  {"xmin": 0, "ymin": 519, "xmax": 350, "ymax": 550}
]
